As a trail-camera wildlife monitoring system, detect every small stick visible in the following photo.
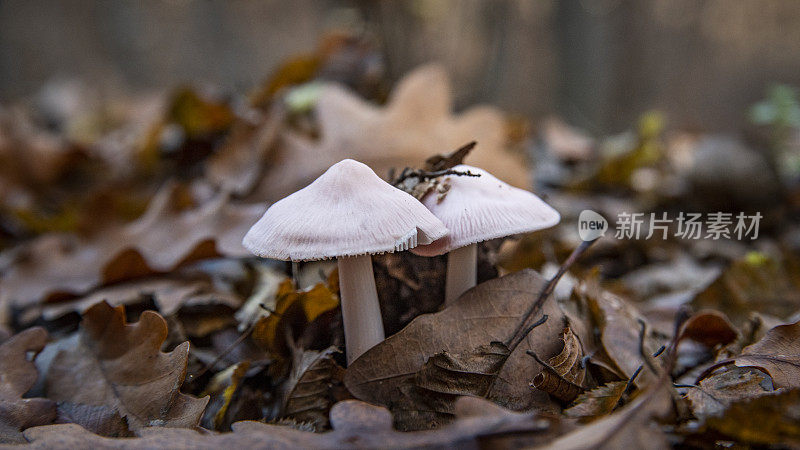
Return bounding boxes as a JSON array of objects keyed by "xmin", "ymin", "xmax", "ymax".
[
  {"xmin": 507, "ymin": 238, "xmax": 598, "ymax": 350},
  {"xmin": 188, "ymin": 322, "xmax": 256, "ymax": 382},
  {"xmin": 613, "ymin": 365, "xmax": 643, "ymax": 410}
]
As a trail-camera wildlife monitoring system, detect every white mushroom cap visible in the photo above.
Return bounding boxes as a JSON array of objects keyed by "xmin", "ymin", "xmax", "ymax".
[
  {"xmin": 243, "ymin": 159, "xmax": 449, "ymax": 261},
  {"xmin": 411, "ymin": 165, "xmax": 560, "ymax": 257}
]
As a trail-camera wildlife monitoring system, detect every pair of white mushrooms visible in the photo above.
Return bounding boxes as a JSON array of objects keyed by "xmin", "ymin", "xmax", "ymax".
[{"xmin": 243, "ymin": 159, "xmax": 559, "ymax": 364}]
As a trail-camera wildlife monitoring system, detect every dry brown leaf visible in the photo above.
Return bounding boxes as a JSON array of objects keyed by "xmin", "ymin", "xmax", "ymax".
[
  {"xmin": 700, "ymin": 320, "xmax": 800, "ymax": 389},
  {"xmin": 390, "ymin": 341, "xmax": 511, "ymax": 430},
  {"xmin": 685, "ymin": 366, "xmax": 773, "ymax": 419},
  {"xmin": 542, "ymin": 377, "xmax": 673, "ymax": 450},
  {"xmin": 258, "ymin": 64, "xmax": 529, "ymax": 200},
  {"xmin": 691, "ymin": 254, "xmax": 800, "ymax": 326},
  {"xmin": 0, "ymin": 184, "xmax": 264, "ymax": 309},
  {"xmin": 704, "ymin": 388, "xmax": 800, "ymax": 446},
  {"xmin": 0, "ymin": 328, "xmax": 56, "ymax": 444},
  {"xmin": 43, "ymin": 301, "xmax": 208, "ymax": 431},
  {"xmin": 28, "ymin": 276, "xmax": 241, "ymax": 324},
  {"xmin": 345, "ymin": 269, "xmax": 566, "ymax": 425},
  {"xmin": 577, "ymin": 280, "xmax": 667, "ymax": 388},
  {"xmin": 564, "ymin": 381, "xmax": 627, "ymax": 421},
  {"xmin": 205, "ymin": 105, "xmax": 284, "ymax": 195},
  {"xmin": 532, "ymin": 326, "xmax": 588, "ymax": 403},
  {"xmin": 251, "ymin": 279, "xmax": 339, "ymax": 356},
  {"xmin": 55, "ymin": 402, "xmax": 131, "ymax": 438},
  {"xmin": 201, "ymin": 361, "xmax": 250, "ymax": 430},
  {"xmin": 18, "ymin": 396, "xmax": 541, "ymax": 449},
  {"xmin": 676, "ymin": 310, "xmax": 738, "ymax": 348},
  {"xmin": 280, "ymin": 346, "xmax": 339, "ymax": 429}
]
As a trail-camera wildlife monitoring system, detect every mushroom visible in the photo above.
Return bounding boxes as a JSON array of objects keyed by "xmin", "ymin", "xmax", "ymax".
[
  {"xmin": 243, "ymin": 159, "xmax": 448, "ymax": 363},
  {"xmin": 412, "ymin": 164, "xmax": 560, "ymax": 305}
]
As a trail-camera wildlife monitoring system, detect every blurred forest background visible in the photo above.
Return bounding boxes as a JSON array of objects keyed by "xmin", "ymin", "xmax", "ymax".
[{"xmin": 3, "ymin": 0, "xmax": 800, "ymax": 133}]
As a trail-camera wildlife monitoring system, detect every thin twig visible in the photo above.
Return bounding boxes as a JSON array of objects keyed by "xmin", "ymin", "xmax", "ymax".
[
  {"xmin": 506, "ymin": 238, "xmax": 598, "ymax": 350},
  {"xmin": 392, "ymin": 168, "xmax": 481, "ymax": 186},
  {"xmin": 613, "ymin": 365, "xmax": 643, "ymax": 410},
  {"xmin": 188, "ymin": 322, "xmax": 257, "ymax": 382}
]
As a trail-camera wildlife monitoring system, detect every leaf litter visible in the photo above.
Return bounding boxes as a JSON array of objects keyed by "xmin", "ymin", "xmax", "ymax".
[{"xmin": 1, "ymin": 34, "xmax": 799, "ymax": 448}]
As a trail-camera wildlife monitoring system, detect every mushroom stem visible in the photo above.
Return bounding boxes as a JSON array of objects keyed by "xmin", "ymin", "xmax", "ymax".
[
  {"xmin": 445, "ymin": 243, "xmax": 477, "ymax": 306},
  {"xmin": 337, "ymin": 254, "xmax": 385, "ymax": 364}
]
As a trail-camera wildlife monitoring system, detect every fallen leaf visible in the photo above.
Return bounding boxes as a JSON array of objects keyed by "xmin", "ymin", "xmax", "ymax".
[
  {"xmin": 691, "ymin": 253, "xmax": 800, "ymax": 326},
  {"xmin": 201, "ymin": 362, "xmax": 250, "ymax": 430},
  {"xmin": 532, "ymin": 326, "xmax": 588, "ymax": 403},
  {"xmin": 279, "ymin": 347, "xmax": 339, "ymax": 429},
  {"xmin": 18, "ymin": 396, "xmax": 543, "ymax": 449},
  {"xmin": 55, "ymin": 402, "xmax": 131, "ymax": 438},
  {"xmin": 391, "ymin": 341, "xmax": 511, "ymax": 429},
  {"xmin": 704, "ymin": 389, "xmax": 800, "ymax": 446},
  {"xmin": 43, "ymin": 301, "xmax": 208, "ymax": 431},
  {"xmin": 564, "ymin": 381, "xmax": 627, "ymax": 421},
  {"xmin": 345, "ymin": 269, "xmax": 566, "ymax": 426},
  {"xmin": 699, "ymin": 320, "xmax": 800, "ymax": 389},
  {"xmin": 258, "ymin": 64, "xmax": 529, "ymax": 200},
  {"xmin": 676, "ymin": 310, "xmax": 738, "ymax": 349},
  {"xmin": 28, "ymin": 276, "xmax": 241, "ymax": 324},
  {"xmin": 577, "ymin": 279, "xmax": 667, "ymax": 388},
  {"xmin": 685, "ymin": 366, "xmax": 773, "ymax": 419},
  {"xmin": 542, "ymin": 377, "xmax": 673, "ymax": 450},
  {"xmin": 251, "ymin": 279, "xmax": 339, "ymax": 356},
  {"xmin": 0, "ymin": 328, "xmax": 56, "ymax": 443},
  {"xmin": 0, "ymin": 184, "xmax": 265, "ymax": 309},
  {"xmin": 206, "ymin": 105, "xmax": 284, "ymax": 195}
]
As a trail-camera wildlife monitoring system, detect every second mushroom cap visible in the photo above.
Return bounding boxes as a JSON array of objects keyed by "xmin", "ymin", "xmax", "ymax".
[{"xmin": 411, "ymin": 164, "xmax": 560, "ymax": 256}]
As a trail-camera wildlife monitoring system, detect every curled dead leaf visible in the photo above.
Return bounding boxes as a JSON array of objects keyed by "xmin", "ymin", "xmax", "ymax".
[{"xmin": 532, "ymin": 326, "xmax": 588, "ymax": 403}]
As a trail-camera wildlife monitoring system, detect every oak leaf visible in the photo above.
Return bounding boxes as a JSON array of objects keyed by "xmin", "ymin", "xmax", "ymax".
[
  {"xmin": 55, "ymin": 402, "xmax": 131, "ymax": 438},
  {"xmin": 42, "ymin": 301, "xmax": 208, "ymax": 431},
  {"xmin": 259, "ymin": 64, "xmax": 530, "ymax": 200},
  {"xmin": 0, "ymin": 328, "xmax": 56, "ymax": 443}
]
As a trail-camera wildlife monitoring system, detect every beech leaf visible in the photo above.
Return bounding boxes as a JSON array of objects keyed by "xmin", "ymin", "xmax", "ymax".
[
  {"xmin": 699, "ymin": 320, "xmax": 800, "ymax": 389},
  {"xmin": 685, "ymin": 367, "xmax": 773, "ymax": 419},
  {"xmin": 345, "ymin": 269, "xmax": 567, "ymax": 426}
]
